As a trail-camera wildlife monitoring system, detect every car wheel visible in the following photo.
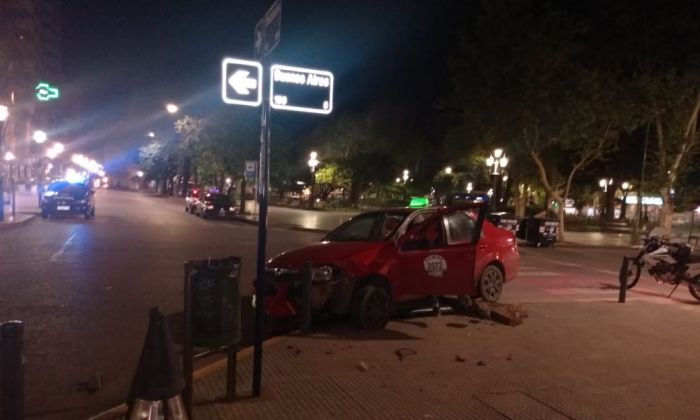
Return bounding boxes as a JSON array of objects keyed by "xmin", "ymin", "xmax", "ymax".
[
  {"xmin": 478, "ymin": 265, "xmax": 504, "ymax": 303},
  {"xmin": 351, "ymin": 284, "xmax": 392, "ymax": 331}
]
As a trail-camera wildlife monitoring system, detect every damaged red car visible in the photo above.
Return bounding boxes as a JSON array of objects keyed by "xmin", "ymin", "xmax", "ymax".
[{"xmin": 258, "ymin": 202, "xmax": 519, "ymax": 330}]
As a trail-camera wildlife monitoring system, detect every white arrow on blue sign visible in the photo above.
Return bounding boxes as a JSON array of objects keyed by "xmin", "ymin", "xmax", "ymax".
[{"xmin": 221, "ymin": 58, "xmax": 263, "ymax": 107}]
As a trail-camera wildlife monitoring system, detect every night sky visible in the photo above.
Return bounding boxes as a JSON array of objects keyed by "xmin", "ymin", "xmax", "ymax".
[{"xmin": 60, "ymin": 0, "xmax": 463, "ymax": 163}]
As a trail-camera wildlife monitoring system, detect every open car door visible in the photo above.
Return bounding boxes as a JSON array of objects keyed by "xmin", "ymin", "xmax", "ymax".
[{"xmin": 396, "ymin": 203, "xmax": 486, "ymax": 297}]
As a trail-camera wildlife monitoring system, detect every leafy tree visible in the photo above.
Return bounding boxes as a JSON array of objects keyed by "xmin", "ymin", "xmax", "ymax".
[{"xmin": 448, "ymin": 0, "xmax": 626, "ymax": 239}]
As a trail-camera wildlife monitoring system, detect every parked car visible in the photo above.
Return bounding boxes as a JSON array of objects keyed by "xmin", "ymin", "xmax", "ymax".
[
  {"xmin": 256, "ymin": 202, "xmax": 519, "ymax": 330},
  {"xmin": 185, "ymin": 189, "xmax": 201, "ymax": 213},
  {"xmin": 40, "ymin": 181, "xmax": 96, "ymax": 220},
  {"xmin": 195, "ymin": 192, "xmax": 236, "ymax": 219}
]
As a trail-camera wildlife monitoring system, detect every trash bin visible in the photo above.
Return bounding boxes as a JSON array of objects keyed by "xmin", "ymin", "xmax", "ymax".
[
  {"xmin": 186, "ymin": 257, "xmax": 241, "ymax": 348},
  {"xmin": 517, "ymin": 218, "xmax": 558, "ymax": 247},
  {"xmin": 487, "ymin": 212, "xmax": 520, "ymax": 236}
]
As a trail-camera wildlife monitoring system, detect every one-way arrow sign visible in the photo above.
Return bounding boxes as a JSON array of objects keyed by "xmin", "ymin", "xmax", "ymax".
[
  {"xmin": 221, "ymin": 58, "xmax": 262, "ymax": 107},
  {"xmin": 229, "ymin": 70, "xmax": 258, "ymax": 95}
]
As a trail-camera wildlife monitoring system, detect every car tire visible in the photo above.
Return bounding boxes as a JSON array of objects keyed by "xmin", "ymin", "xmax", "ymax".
[
  {"xmin": 351, "ymin": 284, "xmax": 392, "ymax": 331},
  {"xmin": 478, "ymin": 264, "xmax": 504, "ymax": 303}
]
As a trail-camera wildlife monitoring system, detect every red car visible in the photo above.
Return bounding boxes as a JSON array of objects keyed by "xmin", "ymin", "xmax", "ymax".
[{"xmin": 260, "ymin": 202, "xmax": 519, "ymax": 330}]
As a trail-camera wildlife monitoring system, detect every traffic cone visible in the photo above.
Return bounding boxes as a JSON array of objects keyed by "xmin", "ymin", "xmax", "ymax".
[{"xmin": 127, "ymin": 307, "xmax": 188, "ymax": 420}]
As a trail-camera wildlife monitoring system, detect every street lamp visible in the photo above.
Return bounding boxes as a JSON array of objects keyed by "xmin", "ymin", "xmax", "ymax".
[
  {"xmin": 147, "ymin": 131, "xmax": 156, "ymax": 138},
  {"xmin": 0, "ymin": 105, "xmax": 9, "ymax": 221},
  {"xmin": 486, "ymin": 148, "xmax": 509, "ymax": 210},
  {"xmin": 307, "ymin": 151, "xmax": 319, "ymax": 209},
  {"xmin": 166, "ymin": 103, "xmax": 179, "ymax": 114},
  {"xmin": 137, "ymin": 170, "xmax": 144, "ymax": 178},
  {"xmin": 620, "ymin": 181, "xmax": 632, "ymax": 220},
  {"xmin": 33, "ymin": 130, "xmax": 48, "ymax": 144},
  {"xmin": 466, "ymin": 182, "xmax": 473, "ymax": 194},
  {"xmin": 444, "ymin": 166, "xmax": 452, "ymax": 175},
  {"xmin": 598, "ymin": 178, "xmax": 613, "ymax": 220},
  {"xmin": 401, "ymin": 169, "xmax": 410, "ymax": 203}
]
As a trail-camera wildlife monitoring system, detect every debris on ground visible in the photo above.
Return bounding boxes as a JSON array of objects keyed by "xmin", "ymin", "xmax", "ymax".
[
  {"xmin": 394, "ymin": 348, "xmax": 417, "ymax": 361},
  {"xmin": 473, "ymin": 301, "xmax": 528, "ymax": 326},
  {"xmin": 454, "ymin": 355, "xmax": 466, "ymax": 363},
  {"xmin": 324, "ymin": 351, "xmax": 334, "ymax": 355},
  {"xmin": 476, "ymin": 360, "xmax": 486, "ymax": 366},
  {"xmin": 506, "ymin": 354, "xmax": 513, "ymax": 361},
  {"xmin": 356, "ymin": 361, "xmax": 369, "ymax": 372},
  {"xmin": 468, "ymin": 319, "xmax": 480, "ymax": 324},
  {"xmin": 76, "ymin": 374, "xmax": 102, "ymax": 394},
  {"xmin": 286, "ymin": 345, "xmax": 302, "ymax": 356},
  {"xmin": 446, "ymin": 322, "xmax": 468, "ymax": 328}
]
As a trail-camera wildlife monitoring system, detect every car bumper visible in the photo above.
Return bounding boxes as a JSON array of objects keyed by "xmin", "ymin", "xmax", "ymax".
[
  {"xmin": 42, "ymin": 203, "xmax": 90, "ymax": 214},
  {"xmin": 202, "ymin": 208, "xmax": 235, "ymax": 218}
]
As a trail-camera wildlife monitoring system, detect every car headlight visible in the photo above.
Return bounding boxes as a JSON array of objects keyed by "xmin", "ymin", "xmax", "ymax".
[
  {"xmin": 44, "ymin": 191, "xmax": 57, "ymax": 197},
  {"xmin": 311, "ymin": 265, "xmax": 333, "ymax": 282}
]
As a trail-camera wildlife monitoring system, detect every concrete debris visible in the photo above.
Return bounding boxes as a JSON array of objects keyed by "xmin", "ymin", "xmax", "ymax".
[
  {"xmin": 454, "ymin": 355, "xmax": 466, "ymax": 363},
  {"xmin": 394, "ymin": 347, "xmax": 417, "ymax": 361},
  {"xmin": 356, "ymin": 361, "xmax": 369, "ymax": 372},
  {"xmin": 474, "ymin": 301, "xmax": 528, "ymax": 326}
]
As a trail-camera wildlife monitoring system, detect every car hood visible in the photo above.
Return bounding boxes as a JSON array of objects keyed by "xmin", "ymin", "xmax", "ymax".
[{"xmin": 268, "ymin": 241, "xmax": 387, "ymax": 269}]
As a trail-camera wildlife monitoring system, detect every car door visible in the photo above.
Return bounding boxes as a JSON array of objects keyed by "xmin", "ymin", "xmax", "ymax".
[{"xmin": 397, "ymin": 205, "xmax": 485, "ymax": 297}]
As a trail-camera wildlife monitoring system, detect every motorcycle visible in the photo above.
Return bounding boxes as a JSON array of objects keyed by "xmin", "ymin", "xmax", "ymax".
[{"xmin": 623, "ymin": 229, "xmax": 700, "ymax": 301}]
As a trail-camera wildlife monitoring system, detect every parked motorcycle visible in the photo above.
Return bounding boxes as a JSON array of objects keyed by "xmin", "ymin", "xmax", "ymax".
[{"xmin": 623, "ymin": 229, "xmax": 700, "ymax": 301}]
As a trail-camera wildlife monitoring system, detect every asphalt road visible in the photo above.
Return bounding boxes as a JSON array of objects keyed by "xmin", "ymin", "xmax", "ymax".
[{"xmin": 0, "ymin": 189, "xmax": 694, "ymax": 419}]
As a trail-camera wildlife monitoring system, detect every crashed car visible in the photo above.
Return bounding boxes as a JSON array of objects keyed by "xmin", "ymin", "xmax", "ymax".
[{"xmin": 258, "ymin": 202, "xmax": 519, "ymax": 330}]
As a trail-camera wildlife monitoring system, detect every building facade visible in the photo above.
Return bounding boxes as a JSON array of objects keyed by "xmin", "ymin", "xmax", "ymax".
[{"xmin": 0, "ymin": 0, "xmax": 62, "ymax": 181}]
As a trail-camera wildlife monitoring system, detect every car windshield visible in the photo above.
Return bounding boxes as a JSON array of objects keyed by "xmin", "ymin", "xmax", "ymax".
[
  {"xmin": 47, "ymin": 182, "xmax": 89, "ymax": 197},
  {"xmin": 325, "ymin": 211, "xmax": 410, "ymax": 242}
]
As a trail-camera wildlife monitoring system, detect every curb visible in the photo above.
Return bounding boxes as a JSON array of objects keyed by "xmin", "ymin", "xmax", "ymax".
[
  {"xmin": 231, "ymin": 216, "xmax": 330, "ymax": 234},
  {"xmin": 86, "ymin": 336, "xmax": 287, "ymax": 420},
  {"xmin": 0, "ymin": 214, "xmax": 36, "ymax": 231}
]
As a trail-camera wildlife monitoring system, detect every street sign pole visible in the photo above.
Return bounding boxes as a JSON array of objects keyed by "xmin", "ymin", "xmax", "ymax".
[
  {"xmin": 252, "ymin": 73, "xmax": 271, "ymax": 398},
  {"xmin": 252, "ymin": 0, "xmax": 281, "ymax": 398}
]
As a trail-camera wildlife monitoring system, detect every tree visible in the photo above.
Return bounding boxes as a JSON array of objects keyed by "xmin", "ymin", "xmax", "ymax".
[
  {"xmin": 448, "ymin": 0, "xmax": 626, "ymax": 239},
  {"xmin": 315, "ymin": 163, "xmax": 351, "ymax": 200}
]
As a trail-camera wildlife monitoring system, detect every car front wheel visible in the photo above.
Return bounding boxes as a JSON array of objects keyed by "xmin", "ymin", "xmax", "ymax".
[
  {"xmin": 478, "ymin": 265, "xmax": 504, "ymax": 302},
  {"xmin": 351, "ymin": 284, "xmax": 392, "ymax": 331}
]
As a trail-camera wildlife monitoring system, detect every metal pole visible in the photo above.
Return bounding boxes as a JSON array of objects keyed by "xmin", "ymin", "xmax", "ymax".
[
  {"xmin": 0, "ymin": 120, "xmax": 5, "ymax": 221},
  {"xmin": 182, "ymin": 263, "xmax": 193, "ymax": 418},
  {"xmin": 300, "ymin": 261, "xmax": 312, "ymax": 335},
  {"xmin": 1, "ymin": 320, "xmax": 24, "ymax": 420},
  {"xmin": 632, "ymin": 122, "xmax": 650, "ymax": 243},
  {"xmin": 252, "ymin": 87, "xmax": 271, "ymax": 398},
  {"xmin": 11, "ymin": 164, "xmax": 16, "ymax": 218},
  {"xmin": 689, "ymin": 210, "xmax": 695, "ymax": 244}
]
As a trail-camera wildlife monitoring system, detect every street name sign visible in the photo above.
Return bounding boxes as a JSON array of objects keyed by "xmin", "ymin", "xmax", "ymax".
[
  {"xmin": 221, "ymin": 58, "xmax": 263, "ymax": 107},
  {"xmin": 255, "ymin": 0, "xmax": 282, "ymax": 58},
  {"xmin": 269, "ymin": 64, "xmax": 334, "ymax": 114}
]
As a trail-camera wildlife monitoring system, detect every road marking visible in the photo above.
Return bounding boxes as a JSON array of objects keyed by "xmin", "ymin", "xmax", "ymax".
[
  {"xmin": 50, "ymin": 232, "xmax": 77, "ymax": 262},
  {"xmin": 549, "ymin": 260, "xmax": 583, "ymax": 268},
  {"xmin": 595, "ymin": 269, "xmax": 620, "ymax": 276},
  {"xmin": 518, "ymin": 271, "xmax": 562, "ymax": 277}
]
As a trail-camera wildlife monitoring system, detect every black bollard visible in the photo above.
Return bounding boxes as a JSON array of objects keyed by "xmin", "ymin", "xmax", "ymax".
[
  {"xmin": 300, "ymin": 261, "xmax": 312, "ymax": 335},
  {"xmin": 1, "ymin": 320, "xmax": 24, "ymax": 420},
  {"xmin": 618, "ymin": 257, "xmax": 629, "ymax": 303}
]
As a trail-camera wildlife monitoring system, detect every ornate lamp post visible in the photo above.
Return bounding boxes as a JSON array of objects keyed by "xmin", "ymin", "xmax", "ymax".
[
  {"xmin": 307, "ymin": 151, "xmax": 319, "ymax": 209},
  {"xmin": 599, "ymin": 177, "xmax": 613, "ymax": 221},
  {"xmin": 485, "ymin": 148, "xmax": 509, "ymax": 210},
  {"xmin": 620, "ymin": 181, "xmax": 632, "ymax": 220}
]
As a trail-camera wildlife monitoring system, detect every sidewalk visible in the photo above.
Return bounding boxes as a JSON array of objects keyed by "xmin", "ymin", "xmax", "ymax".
[
  {"xmin": 189, "ymin": 299, "xmax": 698, "ymax": 419},
  {"xmin": 0, "ymin": 185, "xmax": 38, "ymax": 230}
]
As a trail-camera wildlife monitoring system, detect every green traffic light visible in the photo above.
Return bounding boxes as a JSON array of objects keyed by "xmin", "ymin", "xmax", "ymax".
[{"xmin": 35, "ymin": 82, "xmax": 60, "ymax": 101}]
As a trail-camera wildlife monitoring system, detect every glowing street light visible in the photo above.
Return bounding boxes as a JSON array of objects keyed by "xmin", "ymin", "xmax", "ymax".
[
  {"xmin": 466, "ymin": 182, "xmax": 473, "ymax": 194},
  {"xmin": 444, "ymin": 166, "xmax": 453, "ymax": 175},
  {"xmin": 0, "ymin": 105, "xmax": 8, "ymax": 221},
  {"xmin": 307, "ymin": 151, "xmax": 320, "ymax": 209},
  {"xmin": 0, "ymin": 105, "xmax": 8, "ymax": 122},
  {"xmin": 4, "ymin": 151, "xmax": 16, "ymax": 161},
  {"xmin": 486, "ymin": 148, "xmax": 509, "ymax": 210},
  {"xmin": 166, "ymin": 103, "xmax": 179, "ymax": 114},
  {"xmin": 147, "ymin": 131, "xmax": 156, "ymax": 138},
  {"xmin": 33, "ymin": 130, "xmax": 48, "ymax": 144},
  {"xmin": 46, "ymin": 143, "xmax": 64, "ymax": 160},
  {"xmin": 137, "ymin": 170, "xmax": 144, "ymax": 178}
]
